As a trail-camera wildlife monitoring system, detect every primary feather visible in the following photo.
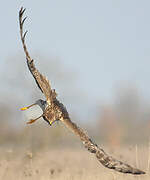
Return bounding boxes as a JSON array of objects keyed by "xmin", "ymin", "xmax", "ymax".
[{"xmin": 19, "ymin": 7, "xmax": 54, "ymax": 105}]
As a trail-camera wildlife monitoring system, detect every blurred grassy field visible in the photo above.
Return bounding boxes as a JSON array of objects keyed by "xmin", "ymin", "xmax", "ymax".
[{"xmin": 0, "ymin": 145, "xmax": 149, "ymax": 180}]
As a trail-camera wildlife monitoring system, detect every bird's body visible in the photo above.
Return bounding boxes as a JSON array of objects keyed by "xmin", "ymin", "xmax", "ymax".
[
  {"xmin": 19, "ymin": 7, "xmax": 145, "ymax": 175},
  {"xmin": 43, "ymin": 98, "xmax": 70, "ymax": 125}
]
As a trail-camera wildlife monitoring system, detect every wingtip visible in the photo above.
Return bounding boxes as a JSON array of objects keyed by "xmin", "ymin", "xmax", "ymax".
[
  {"xmin": 132, "ymin": 169, "xmax": 146, "ymax": 175},
  {"xmin": 124, "ymin": 166, "xmax": 146, "ymax": 175},
  {"xmin": 19, "ymin": 7, "xmax": 26, "ymax": 16}
]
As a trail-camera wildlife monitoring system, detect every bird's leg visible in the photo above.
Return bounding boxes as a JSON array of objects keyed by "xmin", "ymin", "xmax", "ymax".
[
  {"xmin": 20, "ymin": 103, "xmax": 36, "ymax": 111},
  {"xmin": 27, "ymin": 114, "xmax": 43, "ymax": 124}
]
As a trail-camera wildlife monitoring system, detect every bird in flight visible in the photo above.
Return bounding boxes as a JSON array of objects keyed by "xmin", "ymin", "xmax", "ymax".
[{"xmin": 19, "ymin": 7, "xmax": 145, "ymax": 175}]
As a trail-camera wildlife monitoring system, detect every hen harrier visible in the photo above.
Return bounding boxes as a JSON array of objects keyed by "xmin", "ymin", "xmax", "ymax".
[{"xmin": 19, "ymin": 7, "xmax": 145, "ymax": 175}]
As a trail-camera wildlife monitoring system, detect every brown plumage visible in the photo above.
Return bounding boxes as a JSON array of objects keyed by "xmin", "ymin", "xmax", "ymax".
[{"xmin": 19, "ymin": 7, "xmax": 145, "ymax": 175}]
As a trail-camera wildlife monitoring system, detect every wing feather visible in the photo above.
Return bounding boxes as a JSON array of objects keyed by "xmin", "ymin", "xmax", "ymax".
[
  {"xmin": 19, "ymin": 7, "xmax": 56, "ymax": 104},
  {"xmin": 61, "ymin": 116, "xmax": 145, "ymax": 175}
]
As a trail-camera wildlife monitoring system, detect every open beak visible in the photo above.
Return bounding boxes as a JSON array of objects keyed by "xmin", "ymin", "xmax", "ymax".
[{"xmin": 20, "ymin": 103, "xmax": 36, "ymax": 111}]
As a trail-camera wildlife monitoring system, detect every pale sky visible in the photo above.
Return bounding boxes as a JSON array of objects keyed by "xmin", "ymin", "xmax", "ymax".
[{"xmin": 1, "ymin": 0, "xmax": 150, "ymax": 122}]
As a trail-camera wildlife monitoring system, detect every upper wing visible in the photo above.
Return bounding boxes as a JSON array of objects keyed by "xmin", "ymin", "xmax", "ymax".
[
  {"xmin": 19, "ymin": 7, "xmax": 56, "ymax": 104},
  {"xmin": 61, "ymin": 116, "xmax": 145, "ymax": 175}
]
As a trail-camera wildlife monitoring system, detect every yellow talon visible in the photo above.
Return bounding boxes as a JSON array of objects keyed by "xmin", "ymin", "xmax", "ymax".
[
  {"xmin": 27, "ymin": 119, "xmax": 36, "ymax": 124},
  {"xmin": 20, "ymin": 107, "xmax": 28, "ymax": 111},
  {"xmin": 20, "ymin": 103, "xmax": 36, "ymax": 111}
]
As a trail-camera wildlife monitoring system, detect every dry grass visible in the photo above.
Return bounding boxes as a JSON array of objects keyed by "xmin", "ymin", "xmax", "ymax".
[{"xmin": 0, "ymin": 145, "xmax": 149, "ymax": 180}]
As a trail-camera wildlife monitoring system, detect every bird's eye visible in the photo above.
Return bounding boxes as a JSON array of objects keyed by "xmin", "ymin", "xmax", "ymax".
[{"xmin": 41, "ymin": 100, "xmax": 45, "ymax": 105}]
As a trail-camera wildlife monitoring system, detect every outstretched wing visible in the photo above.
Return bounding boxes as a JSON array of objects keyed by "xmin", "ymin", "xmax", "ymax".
[
  {"xmin": 61, "ymin": 116, "xmax": 145, "ymax": 175},
  {"xmin": 19, "ymin": 7, "xmax": 56, "ymax": 104}
]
